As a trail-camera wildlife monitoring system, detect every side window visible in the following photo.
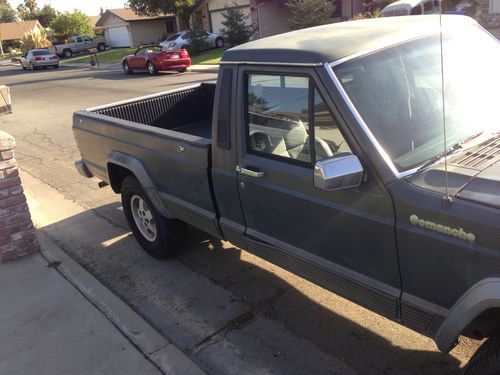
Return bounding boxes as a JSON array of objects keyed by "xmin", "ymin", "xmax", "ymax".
[
  {"xmin": 76, "ymin": 37, "xmax": 83, "ymax": 43},
  {"xmin": 246, "ymin": 73, "xmax": 352, "ymax": 164},
  {"xmin": 83, "ymin": 36, "xmax": 93, "ymax": 42},
  {"xmin": 247, "ymin": 74, "xmax": 311, "ymax": 163},
  {"xmin": 313, "ymin": 90, "xmax": 351, "ymax": 161}
]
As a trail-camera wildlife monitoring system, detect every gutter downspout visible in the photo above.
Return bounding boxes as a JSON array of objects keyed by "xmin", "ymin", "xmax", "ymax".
[{"xmin": 257, "ymin": 1, "xmax": 265, "ymax": 38}]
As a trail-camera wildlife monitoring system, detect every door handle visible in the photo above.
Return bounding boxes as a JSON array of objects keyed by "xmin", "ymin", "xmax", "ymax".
[{"xmin": 236, "ymin": 165, "xmax": 264, "ymax": 178}]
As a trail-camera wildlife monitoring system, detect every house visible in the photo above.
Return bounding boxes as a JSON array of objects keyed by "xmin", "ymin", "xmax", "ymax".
[
  {"xmin": 0, "ymin": 20, "xmax": 44, "ymax": 44},
  {"xmin": 192, "ymin": 0, "xmax": 365, "ymax": 39},
  {"xmin": 95, "ymin": 8, "xmax": 179, "ymax": 48},
  {"xmin": 88, "ymin": 15, "xmax": 104, "ymax": 35},
  {"xmin": 476, "ymin": 0, "xmax": 500, "ymax": 28}
]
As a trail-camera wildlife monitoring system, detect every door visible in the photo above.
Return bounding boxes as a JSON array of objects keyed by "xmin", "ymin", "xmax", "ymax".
[
  {"xmin": 236, "ymin": 68, "xmax": 402, "ymax": 317},
  {"xmin": 107, "ymin": 26, "xmax": 131, "ymax": 48},
  {"xmin": 74, "ymin": 36, "xmax": 84, "ymax": 52},
  {"xmin": 82, "ymin": 36, "xmax": 93, "ymax": 52},
  {"xmin": 128, "ymin": 48, "xmax": 148, "ymax": 69}
]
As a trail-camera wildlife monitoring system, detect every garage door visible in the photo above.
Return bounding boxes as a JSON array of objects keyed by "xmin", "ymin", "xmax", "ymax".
[{"xmin": 107, "ymin": 26, "xmax": 131, "ymax": 48}]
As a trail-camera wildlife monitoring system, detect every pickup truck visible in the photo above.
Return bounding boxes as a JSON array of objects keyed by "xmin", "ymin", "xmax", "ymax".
[
  {"xmin": 52, "ymin": 35, "xmax": 107, "ymax": 58},
  {"xmin": 73, "ymin": 16, "xmax": 499, "ymax": 373}
]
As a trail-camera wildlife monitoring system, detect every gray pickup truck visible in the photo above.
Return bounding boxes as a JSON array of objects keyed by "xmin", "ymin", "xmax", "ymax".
[
  {"xmin": 53, "ymin": 35, "xmax": 107, "ymax": 58},
  {"xmin": 73, "ymin": 16, "xmax": 499, "ymax": 373}
]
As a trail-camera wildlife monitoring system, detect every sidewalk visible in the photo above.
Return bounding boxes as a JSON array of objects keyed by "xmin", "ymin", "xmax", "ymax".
[{"xmin": 0, "ymin": 231, "xmax": 205, "ymax": 375}]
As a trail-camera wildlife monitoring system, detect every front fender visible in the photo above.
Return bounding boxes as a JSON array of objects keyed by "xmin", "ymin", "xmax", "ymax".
[
  {"xmin": 435, "ymin": 278, "xmax": 500, "ymax": 352},
  {"xmin": 107, "ymin": 151, "xmax": 173, "ymax": 219}
]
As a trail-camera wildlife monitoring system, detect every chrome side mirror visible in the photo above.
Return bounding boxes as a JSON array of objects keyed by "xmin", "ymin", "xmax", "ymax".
[{"xmin": 314, "ymin": 154, "xmax": 364, "ymax": 191}]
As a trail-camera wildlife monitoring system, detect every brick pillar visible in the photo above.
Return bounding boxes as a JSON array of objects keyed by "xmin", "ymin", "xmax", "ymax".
[{"xmin": 0, "ymin": 131, "xmax": 39, "ymax": 263}]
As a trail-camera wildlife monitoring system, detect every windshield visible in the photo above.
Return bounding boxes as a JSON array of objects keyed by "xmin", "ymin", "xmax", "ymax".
[
  {"xmin": 32, "ymin": 50, "xmax": 52, "ymax": 56},
  {"xmin": 334, "ymin": 25, "xmax": 500, "ymax": 172},
  {"xmin": 166, "ymin": 33, "xmax": 181, "ymax": 41}
]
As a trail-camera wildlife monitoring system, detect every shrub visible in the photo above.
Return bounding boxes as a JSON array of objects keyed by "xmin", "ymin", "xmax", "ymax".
[
  {"xmin": 186, "ymin": 29, "xmax": 209, "ymax": 55},
  {"xmin": 285, "ymin": 0, "xmax": 335, "ymax": 30},
  {"xmin": 220, "ymin": 4, "xmax": 254, "ymax": 47},
  {"xmin": 20, "ymin": 30, "xmax": 52, "ymax": 52}
]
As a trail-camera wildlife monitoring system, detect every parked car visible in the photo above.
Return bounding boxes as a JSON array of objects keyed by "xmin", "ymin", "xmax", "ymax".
[
  {"xmin": 160, "ymin": 30, "xmax": 224, "ymax": 51},
  {"xmin": 20, "ymin": 49, "xmax": 59, "ymax": 70},
  {"xmin": 381, "ymin": 0, "xmax": 441, "ymax": 16},
  {"xmin": 74, "ymin": 16, "xmax": 500, "ymax": 374},
  {"xmin": 121, "ymin": 45, "xmax": 191, "ymax": 75},
  {"xmin": 51, "ymin": 35, "xmax": 108, "ymax": 58}
]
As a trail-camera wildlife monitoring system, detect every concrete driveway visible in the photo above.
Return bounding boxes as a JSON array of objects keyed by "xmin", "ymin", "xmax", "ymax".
[{"xmin": 0, "ymin": 64, "xmax": 481, "ymax": 374}]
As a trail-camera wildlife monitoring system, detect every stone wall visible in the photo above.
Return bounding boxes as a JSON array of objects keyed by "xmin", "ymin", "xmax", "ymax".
[{"xmin": 0, "ymin": 131, "xmax": 39, "ymax": 263}]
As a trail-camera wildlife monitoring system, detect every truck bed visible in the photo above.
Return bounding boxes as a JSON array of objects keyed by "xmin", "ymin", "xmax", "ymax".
[
  {"xmin": 90, "ymin": 83, "xmax": 215, "ymax": 140},
  {"xmin": 73, "ymin": 83, "xmax": 220, "ymax": 237}
]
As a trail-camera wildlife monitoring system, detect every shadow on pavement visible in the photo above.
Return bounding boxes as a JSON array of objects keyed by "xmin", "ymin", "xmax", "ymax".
[{"xmin": 40, "ymin": 201, "xmax": 464, "ymax": 375}]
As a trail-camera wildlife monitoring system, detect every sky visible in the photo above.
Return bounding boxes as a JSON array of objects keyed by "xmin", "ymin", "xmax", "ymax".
[{"xmin": 8, "ymin": 0, "xmax": 128, "ymax": 17}]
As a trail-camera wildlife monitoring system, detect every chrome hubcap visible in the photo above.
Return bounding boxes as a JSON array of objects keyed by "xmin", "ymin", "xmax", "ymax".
[
  {"xmin": 130, "ymin": 195, "xmax": 156, "ymax": 241},
  {"xmin": 148, "ymin": 63, "xmax": 154, "ymax": 74}
]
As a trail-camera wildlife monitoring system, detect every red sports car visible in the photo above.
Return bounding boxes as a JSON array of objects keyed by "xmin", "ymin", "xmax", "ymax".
[{"xmin": 122, "ymin": 45, "xmax": 191, "ymax": 75}]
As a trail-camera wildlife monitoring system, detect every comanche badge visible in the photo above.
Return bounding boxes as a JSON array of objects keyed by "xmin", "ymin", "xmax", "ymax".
[{"xmin": 409, "ymin": 215, "xmax": 476, "ymax": 242}]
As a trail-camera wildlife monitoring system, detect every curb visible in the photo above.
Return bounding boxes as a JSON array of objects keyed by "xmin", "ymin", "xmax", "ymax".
[
  {"xmin": 189, "ymin": 65, "xmax": 219, "ymax": 73},
  {"xmin": 37, "ymin": 230, "xmax": 205, "ymax": 375}
]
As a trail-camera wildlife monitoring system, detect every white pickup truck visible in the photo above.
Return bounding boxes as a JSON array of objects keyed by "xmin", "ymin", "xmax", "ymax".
[{"xmin": 52, "ymin": 35, "xmax": 108, "ymax": 58}]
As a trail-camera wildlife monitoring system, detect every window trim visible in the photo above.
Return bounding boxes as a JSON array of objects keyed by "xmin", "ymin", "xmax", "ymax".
[
  {"xmin": 244, "ymin": 71, "xmax": 313, "ymax": 168},
  {"xmin": 244, "ymin": 71, "xmax": 351, "ymax": 168}
]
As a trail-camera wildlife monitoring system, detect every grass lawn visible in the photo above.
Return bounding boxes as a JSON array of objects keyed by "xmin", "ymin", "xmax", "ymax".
[
  {"xmin": 61, "ymin": 48, "xmax": 136, "ymax": 64},
  {"xmin": 60, "ymin": 47, "xmax": 224, "ymax": 66},
  {"xmin": 190, "ymin": 48, "xmax": 225, "ymax": 65}
]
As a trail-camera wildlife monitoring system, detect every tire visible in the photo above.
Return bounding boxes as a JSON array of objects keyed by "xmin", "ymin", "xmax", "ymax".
[
  {"xmin": 63, "ymin": 49, "xmax": 72, "ymax": 58},
  {"xmin": 123, "ymin": 61, "xmax": 133, "ymax": 74},
  {"xmin": 464, "ymin": 336, "xmax": 500, "ymax": 375},
  {"xmin": 177, "ymin": 67, "xmax": 187, "ymax": 73},
  {"xmin": 215, "ymin": 37, "xmax": 224, "ymax": 48},
  {"xmin": 97, "ymin": 43, "xmax": 106, "ymax": 52},
  {"xmin": 121, "ymin": 176, "xmax": 186, "ymax": 258},
  {"xmin": 30, "ymin": 62, "xmax": 35, "ymax": 71},
  {"xmin": 147, "ymin": 61, "xmax": 158, "ymax": 75},
  {"xmin": 54, "ymin": 65, "xmax": 59, "ymax": 69},
  {"xmin": 21, "ymin": 64, "xmax": 26, "ymax": 70}
]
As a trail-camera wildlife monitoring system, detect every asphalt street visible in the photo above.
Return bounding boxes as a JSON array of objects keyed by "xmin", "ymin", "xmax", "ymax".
[{"xmin": 0, "ymin": 63, "xmax": 481, "ymax": 374}]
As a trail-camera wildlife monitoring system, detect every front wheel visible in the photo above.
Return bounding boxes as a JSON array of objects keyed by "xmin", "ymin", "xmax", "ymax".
[
  {"xmin": 54, "ymin": 65, "xmax": 59, "ymax": 69},
  {"xmin": 464, "ymin": 336, "xmax": 500, "ymax": 375},
  {"xmin": 123, "ymin": 61, "xmax": 132, "ymax": 74},
  {"xmin": 97, "ymin": 43, "xmax": 106, "ymax": 52},
  {"xmin": 147, "ymin": 61, "xmax": 158, "ymax": 75},
  {"xmin": 63, "ymin": 49, "xmax": 72, "ymax": 58},
  {"xmin": 121, "ymin": 176, "xmax": 186, "ymax": 258},
  {"xmin": 177, "ymin": 67, "xmax": 187, "ymax": 73}
]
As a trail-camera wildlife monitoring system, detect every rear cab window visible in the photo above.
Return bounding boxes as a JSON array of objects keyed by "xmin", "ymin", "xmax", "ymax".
[{"xmin": 246, "ymin": 73, "xmax": 351, "ymax": 166}]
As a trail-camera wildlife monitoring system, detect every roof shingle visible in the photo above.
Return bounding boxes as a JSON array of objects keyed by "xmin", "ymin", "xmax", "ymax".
[{"xmin": 0, "ymin": 20, "xmax": 42, "ymax": 41}]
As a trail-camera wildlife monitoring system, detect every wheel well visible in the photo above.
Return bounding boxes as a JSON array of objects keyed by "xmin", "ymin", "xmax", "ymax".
[
  {"xmin": 107, "ymin": 163, "xmax": 133, "ymax": 193},
  {"xmin": 462, "ymin": 308, "xmax": 500, "ymax": 340}
]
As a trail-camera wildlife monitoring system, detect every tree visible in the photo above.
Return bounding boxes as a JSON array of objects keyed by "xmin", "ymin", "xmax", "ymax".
[
  {"xmin": 0, "ymin": 3, "xmax": 17, "ymax": 23},
  {"xmin": 50, "ymin": 11, "xmax": 94, "ymax": 39},
  {"xmin": 220, "ymin": 5, "xmax": 254, "ymax": 47},
  {"xmin": 37, "ymin": 4, "xmax": 57, "ymax": 27},
  {"xmin": 20, "ymin": 29, "xmax": 51, "ymax": 52},
  {"xmin": 17, "ymin": 0, "xmax": 38, "ymax": 20},
  {"xmin": 285, "ymin": 0, "xmax": 335, "ymax": 30},
  {"xmin": 128, "ymin": 0, "xmax": 196, "ymax": 28}
]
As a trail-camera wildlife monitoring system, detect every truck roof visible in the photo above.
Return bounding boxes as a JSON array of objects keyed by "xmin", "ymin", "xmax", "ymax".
[{"xmin": 221, "ymin": 15, "xmax": 477, "ymax": 66}]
